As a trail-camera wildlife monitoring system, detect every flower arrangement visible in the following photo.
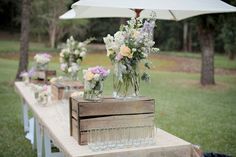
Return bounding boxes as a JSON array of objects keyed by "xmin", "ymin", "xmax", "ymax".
[
  {"xmin": 83, "ymin": 66, "xmax": 110, "ymax": 101},
  {"xmin": 59, "ymin": 36, "xmax": 93, "ymax": 80},
  {"xmin": 20, "ymin": 68, "xmax": 36, "ymax": 85},
  {"xmin": 34, "ymin": 53, "xmax": 52, "ymax": 70},
  {"xmin": 32, "ymin": 85, "xmax": 50, "ymax": 106},
  {"xmin": 103, "ymin": 18, "xmax": 159, "ymax": 98}
]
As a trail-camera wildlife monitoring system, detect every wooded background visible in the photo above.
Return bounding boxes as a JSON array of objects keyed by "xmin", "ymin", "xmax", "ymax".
[
  {"xmin": 0, "ymin": 0, "xmax": 236, "ymax": 85},
  {"xmin": 0, "ymin": 0, "xmax": 235, "ymax": 56}
]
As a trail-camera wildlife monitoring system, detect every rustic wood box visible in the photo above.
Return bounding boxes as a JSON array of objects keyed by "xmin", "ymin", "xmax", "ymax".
[
  {"xmin": 69, "ymin": 97, "xmax": 155, "ymax": 145},
  {"xmin": 31, "ymin": 70, "xmax": 56, "ymax": 84},
  {"xmin": 51, "ymin": 81, "xmax": 84, "ymax": 100}
]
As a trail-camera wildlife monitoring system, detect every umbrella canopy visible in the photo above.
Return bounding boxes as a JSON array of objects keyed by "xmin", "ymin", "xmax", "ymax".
[{"xmin": 60, "ymin": 0, "xmax": 236, "ymax": 20}]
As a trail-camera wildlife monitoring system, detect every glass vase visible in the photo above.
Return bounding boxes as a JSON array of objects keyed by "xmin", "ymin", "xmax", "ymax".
[
  {"xmin": 70, "ymin": 71, "xmax": 79, "ymax": 81},
  {"xmin": 113, "ymin": 62, "xmax": 140, "ymax": 99},
  {"xmin": 23, "ymin": 76, "xmax": 30, "ymax": 86},
  {"xmin": 37, "ymin": 63, "xmax": 48, "ymax": 71},
  {"xmin": 83, "ymin": 80, "xmax": 103, "ymax": 101}
]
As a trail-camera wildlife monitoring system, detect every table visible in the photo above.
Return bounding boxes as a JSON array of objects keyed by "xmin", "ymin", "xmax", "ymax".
[{"xmin": 15, "ymin": 82, "xmax": 200, "ymax": 157}]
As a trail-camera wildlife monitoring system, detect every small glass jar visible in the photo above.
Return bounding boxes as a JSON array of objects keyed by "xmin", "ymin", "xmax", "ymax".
[
  {"xmin": 83, "ymin": 80, "xmax": 103, "ymax": 101},
  {"xmin": 37, "ymin": 93, "xmax": 49, "ymax": 106},
  {"xmin": 23, "ymin": 76, "xmax": 30, "ymax": 86},
  {"xmin": 37, "ymin": 63, "xmax": 48, "ymax": 71}
]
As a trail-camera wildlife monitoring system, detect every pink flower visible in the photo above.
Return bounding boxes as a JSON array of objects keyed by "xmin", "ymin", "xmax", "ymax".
[
  {"xmin": 88, "ymin": 66, "xmax": 110, "ymax": 77},
  {"xmin": 115, "ymin": 53, "xmax": 123, "ymax": 61},
  {"xmin": 42, "ymin": 53, "xmax": 52, "ymax": 59}
]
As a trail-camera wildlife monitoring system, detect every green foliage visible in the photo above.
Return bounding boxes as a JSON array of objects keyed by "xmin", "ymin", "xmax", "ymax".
[
  {"xmin": 0, "ymin": 0, "xmax": 21, "ymax": 31},
  {"xmin": 86, "ymin": 18, "xmax": 121, "ymax": 43},
  {"xmin": 155, "ymin": 21, "xmax": 183, "ymax": 51},
  {"xmin": 221, "ymin": 14, "xmax": 236, "ymax": 56}
]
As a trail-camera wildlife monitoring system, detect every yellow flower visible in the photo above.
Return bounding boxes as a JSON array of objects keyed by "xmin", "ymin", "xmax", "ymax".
[
  {"xmin": 107, "ymin": 49, "xmax": 114, "ymax": 56},
  {"xmin": 84, "ymin": 71, "xmax": 94, "ymax": 81},
  {"xmin": 133, "ymin": 30, "xmax": 140, "ymax": 39},
  {"xmin": 120, "ymin": 45, "xmax": 133, "ymax": 58}
]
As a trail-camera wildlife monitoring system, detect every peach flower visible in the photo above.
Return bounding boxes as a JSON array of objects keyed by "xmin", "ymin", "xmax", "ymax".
[{"xmin": 119, "ymin": 45, "xmax": 133, "ymax": 58}]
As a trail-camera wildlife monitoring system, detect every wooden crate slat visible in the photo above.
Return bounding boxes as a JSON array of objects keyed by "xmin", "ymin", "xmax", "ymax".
[
  {"xmin": 51, "ymin": 81, "xmax": 84, "ymax": 100},
  {"xmin": 74, "ymin": 97, "xmax": 155, "ymax": 117},
  {"xmin": 80, "ymin": 114, "xmax": 154, "ymax": 131},
  {"xmin": 72, "ymin": 118, "xmax": 79, "ymax": 141}
]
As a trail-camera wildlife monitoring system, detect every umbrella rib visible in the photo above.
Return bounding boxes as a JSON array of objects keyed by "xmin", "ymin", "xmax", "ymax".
[{"xmin": 168, "ymin": 10, "xmax": 177, "ymax": 21}]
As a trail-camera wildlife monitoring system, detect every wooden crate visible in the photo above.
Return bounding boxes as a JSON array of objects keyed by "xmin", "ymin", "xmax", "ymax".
[
  {"xmin": 51, "ymin": 81, "xmax": 84, "ymax": 100},
  {"xmin": 31, "ymin": 70, "xmax": 56, "ymax": 84},
  {"xmin": 69, "ymin": 97, "xmax": 155, "ymax": 145}
]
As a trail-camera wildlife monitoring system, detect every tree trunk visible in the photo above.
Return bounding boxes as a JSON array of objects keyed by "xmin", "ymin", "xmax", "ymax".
[
  {"xmin": 228, "ymin": 50, "xmax": 235, "ymax": 60},
  {"xmin": 198, "ymin": 27, "xmax": 215, "ymax": 85},
  {"xmin": 16, "ymin": 0, "xmax": 31, "ymax": 80},
  {"xmin": 188, "ymin": 25, "xmax": 192, "ymax": 52},
  {"xmin": 183, "ymin": 22, "xmax": 188, "ymax": 52},
  {"xmin": 49, "ymin": 24, "xmax": 56, "ymax": 48}
]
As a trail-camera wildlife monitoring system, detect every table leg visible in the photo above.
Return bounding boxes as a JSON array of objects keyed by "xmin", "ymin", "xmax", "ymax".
[
  {"xmin": 44, "ymin": 130, "xmax": 51, "ymax": 157},
  {"xmin": 44, "ymin": 130, "xmax": 64, "ymax": 157},
  {"xmin": 22, "ymin": 99, "xmax": 29, "ymax": 133},
  {"xmin": 36, "ymin": 118, "xmax": 43, "ymax": 157}
]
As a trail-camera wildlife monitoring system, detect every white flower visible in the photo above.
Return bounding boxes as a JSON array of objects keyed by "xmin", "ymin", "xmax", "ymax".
[
  {"xmin": 74, "ymin": 50, "xmax": 80, "ymax": 55},
  {"xmin": 59, "ymin": 57, "xmax": 64, "ymax": 63},
  {"xmin": 34, "ymin": 53, "xmax": 51, "ymax": 65},
  {"xmin": 78, "ymin": 42, "xmax": 85, "ymax": 47},
  {"xmin": 114, "ymin": 31, "xmax": 125, "ymax": 46},
  {"xmin": 83, "ymin": 69, "xmax": 87, "ymax": 75},
  {"xmin": 58, "ymin": 76, "xmax": 63, "ymax": 80},
  {"xmin": 68, "ymin": 67, "xmax": 72, "ymax": 73},
  {"xmin": 142, "ymin": 52, "xmax": 148, "ymax": 58},
  {"xmin": 50, "ymin": 77, "xmax": 57, "ymax": 83},
  {"xmin": 145, "ymin": 40, "xmax": 155, "ymax": 47},
  {"xmin": 60, "ymin": 52, "xmax": 64, "ymax": 57},
  {"xmin": 71, "ymin": 91, "xmax": 84, "ymax": 97},
  {"xmin": 80, "ymin": 51, "xmax": 86, "ymax": 57},
  {"xmin": 94, "ymin": 74, "xmax": 100, "ymax": 81},
  {"xmin": 68, "ymin": 63, "xmax": 79, "ymax": 73}
]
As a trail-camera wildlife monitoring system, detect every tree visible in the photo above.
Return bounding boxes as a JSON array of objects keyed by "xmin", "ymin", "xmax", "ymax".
[
  {"xmin": 16, "ymin": 0, "xmax": 31, "ymax": 80},
  {"xmin": 221, "ymin": 15, "xmax": 236, "ymax": 60},
  {"xmin": 183, "ymin": 21, "xmax": 188, "ymax": 52},
  {"xmin": 31, "ymin": 0, "xmax": 72, "ymax": 48},
  {"xmin": 221, "ymin": 0, "xmax": 236, "ymax": 60},
  {"xmin": 196, "ymin": 15, "xmax": 216, "ymax": 85}
]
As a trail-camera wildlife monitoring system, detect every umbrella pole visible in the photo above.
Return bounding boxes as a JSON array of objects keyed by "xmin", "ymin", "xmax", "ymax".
[{"xmin": 134, "ymin": 9, "xmax": 143, "ymax": 18}]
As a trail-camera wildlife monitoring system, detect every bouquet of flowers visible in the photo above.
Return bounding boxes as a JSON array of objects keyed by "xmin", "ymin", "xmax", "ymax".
[
  {"xmin": 103, "ymin": 18, "xmax": 159, "ymax": 98},
  {"xmin": 83, "ymin": 66, "xmax": 110, "ymax": 101},
  {"xmin": 34, "ymin": 53, "xmax": 52, "ymax": 70},
  {"xmin": 60, "ymin": 36, "xmax": 93, "ymax": 80},
  {"xmin": 20, "ymin": 68, "xmax": 36, "ymax": 85},
  {"xmin": 32, "ymin": 84, "xmax": 50, "ymax": 106}
]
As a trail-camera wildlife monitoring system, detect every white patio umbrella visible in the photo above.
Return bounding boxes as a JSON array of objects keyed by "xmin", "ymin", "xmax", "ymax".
[{"xmin": 60, "ymin": 0, "xmax": 236, "ymax": 20}]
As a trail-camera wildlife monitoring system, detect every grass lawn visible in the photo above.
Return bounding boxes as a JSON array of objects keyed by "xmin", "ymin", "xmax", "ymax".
[
  {"xmin": 0, "ymin": 55, "xmax": 235, "ymax": 157},
  {"xmin": 0, "ymin": 40, "xmax": 55, "ymax": 53},
  {"xmin": 163, "ymin": 51, "xmax": 236, "ymax": 70}
]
